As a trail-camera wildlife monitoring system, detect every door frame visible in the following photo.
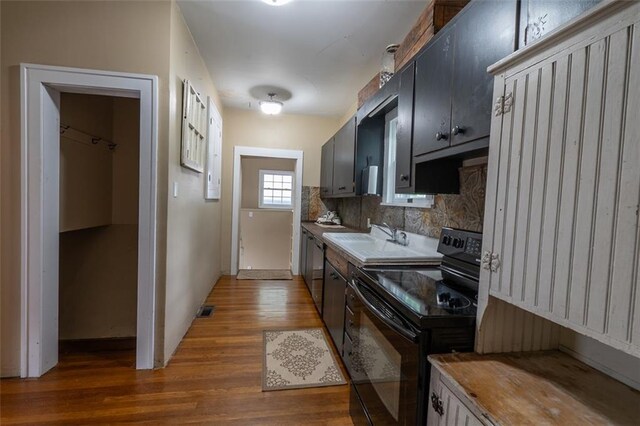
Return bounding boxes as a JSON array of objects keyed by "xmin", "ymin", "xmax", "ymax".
[
  {"xmin": 20, "ymin": 63, "xmax": 158, "ymax": 377},
  {"xmin": 230, "ymin": 146, "xmax": 303, "ymax": 276}
]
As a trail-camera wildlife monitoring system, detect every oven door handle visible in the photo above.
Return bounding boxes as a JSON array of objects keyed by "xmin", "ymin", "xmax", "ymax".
[{"xmin": 351, "ymin": 278, "xmax": 419, "ymax": 343}]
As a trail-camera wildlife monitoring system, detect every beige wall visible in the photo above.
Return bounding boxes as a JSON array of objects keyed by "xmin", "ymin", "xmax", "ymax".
[
  {"xmin": 241, "ymin": 157, "xmax": 296, "ymax": 209},
  {"xmin": 0, "ymin": 0, "xmax": 172, "ymax": 375},
  {"xmin": 239, "ymin": 210, "xmax": 293, "ymax": 270},
  {"xmin": 1, "ymin": 0, "xmax": 223, "ymax": 374},
  {"xmin": 163, "ymin": 2, "xmax": 224, "ymax": 363},
  {"xmin": 220, "ymin": 108, "xmax": 340, "ymax": 273},
  {"xmin": 59, "ymin": 225, "xmax": 139, "ymax": 340},
  {"xmin": 60, "ymin": 94, "xmax": 115, "ymax": 232}
]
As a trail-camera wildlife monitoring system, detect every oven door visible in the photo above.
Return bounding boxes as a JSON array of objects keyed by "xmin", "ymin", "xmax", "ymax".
[{"xmin": 347, "ymin": 276, "xmax": 420, "ymax": 425}]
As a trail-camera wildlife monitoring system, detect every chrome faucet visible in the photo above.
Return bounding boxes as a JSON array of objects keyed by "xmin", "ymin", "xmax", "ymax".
[{"xmin": 371, "ymin": 222, "xmax": 409, "ymax": 246}]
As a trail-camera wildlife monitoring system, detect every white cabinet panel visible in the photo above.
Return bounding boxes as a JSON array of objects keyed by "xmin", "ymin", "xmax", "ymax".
[{"xmin": 480, "ymin": 2, "xmax": 640, "ymax": 357}]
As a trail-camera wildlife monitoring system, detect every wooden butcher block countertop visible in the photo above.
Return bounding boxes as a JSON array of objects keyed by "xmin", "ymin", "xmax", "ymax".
[{"xmin": 429, "ymin": 351, "xmax": 640, "ymax": 425}]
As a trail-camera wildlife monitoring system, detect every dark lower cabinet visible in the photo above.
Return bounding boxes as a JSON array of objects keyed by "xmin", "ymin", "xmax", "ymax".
[
  {"xmin": 300, "ymin": 227, "xmax": 308, "ymax": 285},
  {"xmin": 310, "ymin": 237, "xmax": 324, "ymax": 314},
  {"xmin": 322, "ymin": 260, "xmax": 347, "ymax": 354},
  {"xmin": 304, "ymin": 232, "xmax": 315, "ymax": 291}
]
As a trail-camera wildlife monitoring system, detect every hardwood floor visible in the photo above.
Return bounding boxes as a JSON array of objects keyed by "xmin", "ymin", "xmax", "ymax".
[{"xmin": 0, "ymin": 276, "xmax": 353, "ymax": 425}]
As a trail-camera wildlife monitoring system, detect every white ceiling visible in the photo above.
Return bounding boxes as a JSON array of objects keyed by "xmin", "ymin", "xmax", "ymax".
[{"xmin": 178, "ymin": 0, "xmax": 426, "ymax": 116}]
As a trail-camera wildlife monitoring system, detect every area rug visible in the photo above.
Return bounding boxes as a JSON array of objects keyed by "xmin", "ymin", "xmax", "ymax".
[
  {"xmin": 237, "ymin": 269, "xmax": 293, "ymax": 280},
  {"xmin": 262, "ymin": 328, "xmax": 347, "ymax": 391}
]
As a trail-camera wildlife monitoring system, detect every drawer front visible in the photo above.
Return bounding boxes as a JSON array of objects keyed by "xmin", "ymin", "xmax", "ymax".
[
  {"xmin": 346, "ymin": 283, "xmax": 358, "ymax": 312},
  {"xmin": 342, "ymin": 331, "xmax": 354, "ymax": 375},
  {"xmin": 345, "ymin": 305, "xmax": 357, "ymax": 339},
  {"xmin": 325, "ymin": 246, "xmax": 349, "ymax": 278}
]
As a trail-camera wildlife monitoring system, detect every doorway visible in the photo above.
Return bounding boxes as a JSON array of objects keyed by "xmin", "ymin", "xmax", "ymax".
[
  {"xmin": 58, "ymin": 93, "xmax": 139, "ymax": 359},
  {"xmin": 231, "ymin": 147, "xmax": 303, "ymax": 277},
  {"xmin": 20, "ymin": 64, "xmax": 158, "ymax": 377}
]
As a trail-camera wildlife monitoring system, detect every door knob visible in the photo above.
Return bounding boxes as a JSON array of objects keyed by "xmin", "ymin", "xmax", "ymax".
[
  {"xmin": 435, "ymin": 132, "xmax": 447, "ymax": 141},
  {"xmin": 451, "ymin": 125, "xmax": 464, "ymax": 135},
  {"xmin": 399, "ymin": 174, "xmax": 409, "ymax": 181}
]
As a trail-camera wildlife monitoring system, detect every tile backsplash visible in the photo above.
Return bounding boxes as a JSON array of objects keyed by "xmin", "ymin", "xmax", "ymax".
[{"xmin": 302, "ymin": 164, "xmax": 487, "ymax": 238}]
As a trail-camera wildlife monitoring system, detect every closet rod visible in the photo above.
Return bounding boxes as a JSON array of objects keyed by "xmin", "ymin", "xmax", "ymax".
[{"xmin": 59, "ymin": 123, "xmax": 118, "ymax": 150}]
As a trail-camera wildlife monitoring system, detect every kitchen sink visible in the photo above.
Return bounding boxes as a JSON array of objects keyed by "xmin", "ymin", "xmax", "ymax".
[{"xmin": 323, "ymin": 229, "xmax": 442, "ymax": 264}]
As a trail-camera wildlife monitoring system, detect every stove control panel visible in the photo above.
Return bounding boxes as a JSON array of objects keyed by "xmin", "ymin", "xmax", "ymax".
[{"xmin": 437, "ymin": 227, "xmax": 483, "ymax": 267}]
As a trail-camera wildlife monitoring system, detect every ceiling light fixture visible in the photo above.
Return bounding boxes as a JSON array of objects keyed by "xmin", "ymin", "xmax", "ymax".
[
  {"xmin": 261, "ymin": 0, "xmax": 292, "ymax": 6},
  {"xmin": 259, "ymin": 93, "xmax": 283, "ymax": 115}
]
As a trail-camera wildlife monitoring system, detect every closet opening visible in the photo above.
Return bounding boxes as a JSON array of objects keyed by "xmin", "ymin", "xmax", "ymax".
[{"xmin": 58, "ymin": 93, "xmax": 140, "ymax": 364}]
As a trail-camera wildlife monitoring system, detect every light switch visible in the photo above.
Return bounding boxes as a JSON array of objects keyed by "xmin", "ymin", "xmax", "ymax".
[
  {"xmin": 173, "ymin": 181, "xmax": 179, "ymax": 198},
  {"xmin": 249, "ymin": 211, "xmax": 253, "ymax": 218}
]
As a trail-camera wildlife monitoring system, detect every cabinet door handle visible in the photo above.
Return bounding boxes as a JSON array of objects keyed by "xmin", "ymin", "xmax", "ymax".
[
  {"xmin": 330, "ymin": 272, "xmax": 338, "ymax": 279},
  {"xmin": 338, "ymin": 186, "xmax": 346, "ymax": 190},
  {"xmin": 431, "ymin": 392, "xmax": 444, "ymax": 416},
  {"xmin": 451, "ymin": 125, "xmax": 465, "ymax": 135},
  {"xmin": 399, "ymin": 174, "xmax": 409, "ymax": 182},
  {"xmin": 435, "ymin": 131, "xmax": 448, "ymax": 141}
]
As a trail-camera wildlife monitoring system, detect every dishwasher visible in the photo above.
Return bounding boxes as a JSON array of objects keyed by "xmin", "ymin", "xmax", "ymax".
[{"xmin": 310, "ymin": 236, "xmax": 324, "ymax": 314}]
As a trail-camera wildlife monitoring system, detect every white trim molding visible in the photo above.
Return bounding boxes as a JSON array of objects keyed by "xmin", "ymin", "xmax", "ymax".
[
  {"xmin": 231, "ymin": 146, "xmax": 303, "ymax": 276},
  {"xmin": 20, "ymin": 63, "xmax": 158, "ymax": 377}
]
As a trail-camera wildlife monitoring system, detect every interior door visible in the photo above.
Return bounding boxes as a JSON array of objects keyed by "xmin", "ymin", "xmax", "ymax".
[{"xmin": 37, "ymin": 86, "xmax": 62, "ymax": 376}]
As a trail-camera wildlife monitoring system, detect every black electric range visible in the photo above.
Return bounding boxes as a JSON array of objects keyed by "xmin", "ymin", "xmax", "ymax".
[{"xmin": 345, "ymin": 228, "xmax": 482, "ymax": 426}]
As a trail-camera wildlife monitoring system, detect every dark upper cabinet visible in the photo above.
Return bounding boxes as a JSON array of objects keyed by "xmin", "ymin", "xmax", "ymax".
[
  {"xmin": 413, "ymin": 30, "xmax": 454, "ymax": 157},
  {"xmin": 518, "ymin": 0, "xmax": 601, "ymax": 48},
  {"xmin": 450, "ymin": 0, "xmax": 517, "ymax": 146},
  {"xmin": 413, "ymin": 0, "xmax": 517, "ymax": 159},
  {"xmin": 332, "ymin": 116, "xmax": 356, "ymax": 196},
  {"xmin": 320, "ymin": 138, "xmax": 334, "ymax": 197},
  {"xmin": 395, "ymin": 62, "xmax": 415, "ymax": 191}
]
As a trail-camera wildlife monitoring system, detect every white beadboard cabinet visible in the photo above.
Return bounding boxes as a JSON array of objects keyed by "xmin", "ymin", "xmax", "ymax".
[{"xmin": 478, "ymin": 0, "xmax": 640, "ymax": 357}]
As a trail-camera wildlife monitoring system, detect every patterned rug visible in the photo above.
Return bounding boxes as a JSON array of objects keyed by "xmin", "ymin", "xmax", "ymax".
[
  {"xmin": 237, "ymin": 269, "xmax": 293, "ymax": 280},
  {"xmin": 262, "ymin": 329, "xmax": 347, "ymax": 391}
]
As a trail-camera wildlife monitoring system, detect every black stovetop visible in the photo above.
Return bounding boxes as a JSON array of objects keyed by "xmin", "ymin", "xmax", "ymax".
[{"xmin": 361, "ymin": 267, "xmax": 477, "ymax": 323}]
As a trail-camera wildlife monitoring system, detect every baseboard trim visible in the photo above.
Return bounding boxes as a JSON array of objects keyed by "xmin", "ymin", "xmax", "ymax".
[{"xmin": 59, "ymin": 337, "xmax": 136, "ymax": 353}]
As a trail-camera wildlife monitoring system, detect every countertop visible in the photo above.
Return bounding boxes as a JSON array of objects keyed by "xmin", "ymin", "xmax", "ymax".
[
  {"xmin": 301, "ymin": 221, "xmax": 362, "ymax": 241},
  {"xmin": 302, "ymin": 221, "xmax": 442, "ymax": 268},
  {"xmin": 428, "ymin": 351, "xmax": 640, "ymax": 425}
]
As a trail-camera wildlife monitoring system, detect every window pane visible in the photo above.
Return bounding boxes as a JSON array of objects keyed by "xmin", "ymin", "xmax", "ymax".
[
  {"xmin": 282, "ymin": 181, "xmax": 292, "ymax": 190},
  {"xmin": 273, "ymin": 175, "xmax": 282, "ymax": 183},
  {"xmin": 283, "ymin": 175, "xmax": 292, "ymax": 184},
  {"xmin": 264, "ymin": 189, "xmax": 272, "ymax": 197},
  {"xmin": 273, "ymin": 190, "xmax": 282, "ymax": 198}
]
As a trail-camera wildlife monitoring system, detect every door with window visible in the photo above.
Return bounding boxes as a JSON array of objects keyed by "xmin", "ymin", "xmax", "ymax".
[{"xmin": 239, "ymin": 161, "xmax": 295, "ymax": 271}]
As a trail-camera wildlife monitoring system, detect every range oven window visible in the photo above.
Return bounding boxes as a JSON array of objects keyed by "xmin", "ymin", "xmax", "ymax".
[
  {"xmin": 359, "ymin": 314, "xmax": 402, "ymax": 420},
  {"xmin": 349, "ymin": 279, "xmax": 420, "ymax": 425}
]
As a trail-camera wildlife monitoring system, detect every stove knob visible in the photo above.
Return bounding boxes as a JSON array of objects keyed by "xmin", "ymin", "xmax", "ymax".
[
  {"xmin": 438, "ymin": 292, "xmax": 451, "ymax": 303},
  {"xmin": 448, "ymin": 298, "xmax": 462, "ymax": 308}
]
